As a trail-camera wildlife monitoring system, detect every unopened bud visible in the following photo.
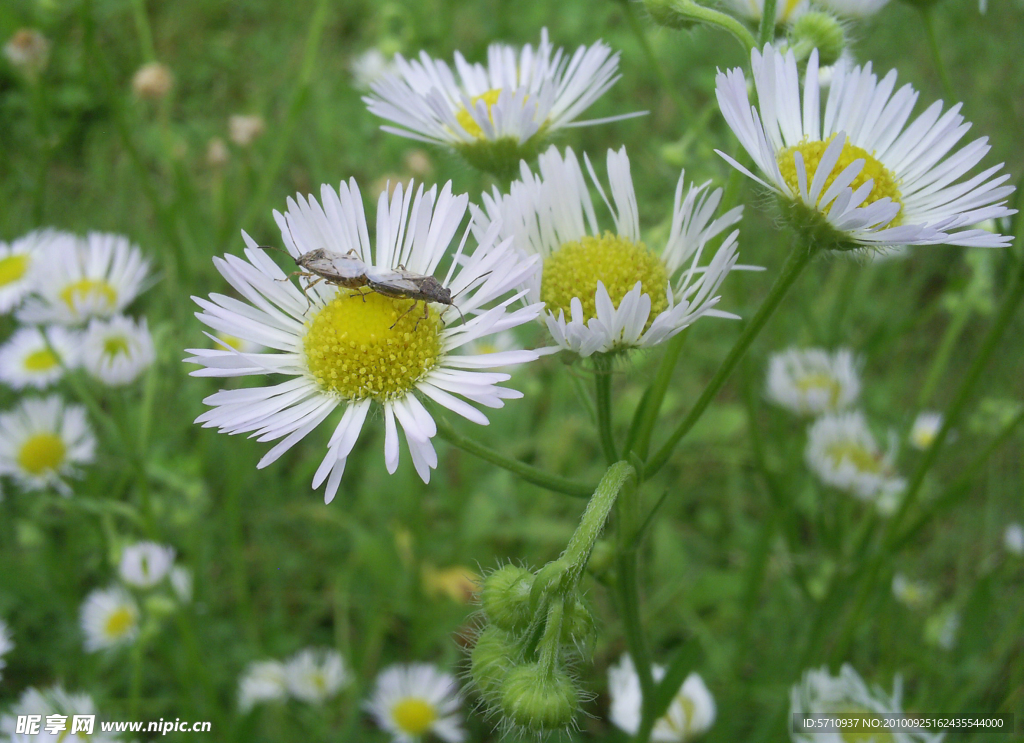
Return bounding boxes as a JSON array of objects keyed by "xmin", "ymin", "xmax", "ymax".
[
  {"xmin": 4, "ymin": 29, "xmax": 50, "ymax": 78},
  {"xmin": 789, "ymin": 12, "xmax": 846, "ymax": 66},
  {"xmin": 132, "ymin": 62, "xmax": 174, "ymax": 100},
  {"xmin": 206, "ymin": 137, "xmax": 229, "ymax": 168},
  {"xmin": 500, "ymin": 663, "xmax": 579, "ymax": 732},
  {"xmin": 229, "ymin": 114, "xmax": 265, "ymax": 147},
  {"xmin": 470, "ymin": 626, "xmax": 517, "ymax": 703},
  {"xmin": 480, "ymin": 564, "xmax": 535, "ymax": 634},
  {"xmin": 644, "ymin": 0, "xmax": 697, "ymax": 29},
  {"xmin": 559, "ymin": 597, "xmax": 597, "ymax": 656}
]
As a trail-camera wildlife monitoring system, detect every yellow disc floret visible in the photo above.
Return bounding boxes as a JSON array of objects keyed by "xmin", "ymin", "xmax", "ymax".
[
  {"xmin": 17, "ymin": 433, "xmax": 66, "ymax": 476},
  {"xmin": 777, "ymin": 135, "xmax": 903, "ymax": 223},
  {"xmin": 59, "ymin": 279, "xmax": 118, "ymax": 314},
  {"xmin": 0, "ymin": 253, "xmax": 30, "ymax": 287},
  {"xmin": 796, "ymin": 372, "xmax": 842, "ymax": 409},
  {"xmin": 303, "ymin": 290, "xmax": 443, "ymax": 402},
  {"xmin": 102, "ymin": 335, "xmax": 131, "ymax": 360},
  {"xmin": 455, "ymin": 89, "xmax": 506, "ymax": 139},
  {"xmin": 826, "ymin": 442, "xmax": 883, "ymax": 474},
  {"xmin": 541, "ymin": 232, "xmax": 669, "ymax": 327},
  {"xmin": 103, "ymin": 606, "xmax": 136, "ymax": 639},
  {"xmin": 23, "ymin": 348, "xmax": 59, "ymax": 372},
  {"xmin": 392, "ymin": 697, "xmax": 438, "ymax": 736}
]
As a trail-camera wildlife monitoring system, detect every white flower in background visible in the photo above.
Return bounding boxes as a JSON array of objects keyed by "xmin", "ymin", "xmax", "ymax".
[
  {"xmin": 811, "ymin": 0, "xmax": 890, "ymax": 17},
  {"xmin": 19, "ymin": 232, "xmax": 151, "ymax": 325},
  {"xmin": 472, "ymin": 145, "xmax": 745, "ymax": 357},
  {"xmin": 1004, "ymin": 523, "xmax": 1024, "ymax": 556},
  {"xmin": 0, "ymin": 326, "xmax": 78, "ymax": 389},
  {"xmin": 792, "ymin": 664, "xmax": 943, "ymax": 743},
  {"xmin": 3, "ymin": 29, "xmax": 50, "ymax": 78},
  {"xmin": 366, "ymin": 663, "xmax": 465, "ymax": 743},
  {"xmin": 186, "ymin": 179, "xmax": 543, "ymax": 502},
  {"xmin": 608, "ymin": 654, "xmax": 715, "ymax": 742},
  {"xmin": 364, "ymin": 29, "xmax": 640, "ymax": 175},
  {"xmin": 170, "ymin": 566, "xmax": 193, "ymax": 602},
  {"xmin": 891, "ymin": 572, "xmax": 934, "ymax": 609},
  {"xmin": 0, "ymin": 395, "xmax": 96, "ymax": 495},
  {"xmin": 0, "ymin": 685, "xmax": 120, "ymax": 743},
  {"xmin": 238, "ymin": 660, "xmax": 289, "ymax": 712},
  {"xmin": 765, "ymin": 348, "xmax": 859, "ymax": 416},
  {"xmin": 720, "ymin": 0, "xmax": 808, "ymax": 23},
  {"xmin": 80, "ymin": 315, "xmax": 155, "ymax": 386},
  {"xmin": 350, "ymin": 48, "xmax": 397, "ymax": 90},
  {"xmin": 131, "ymin": 62, "xmax": 173, "ymax": 101},
  {"xmin": 909, "ymin": 411, "xmax": 943, "ymax": 450},
  {"xmin": 715, "ymin": 44, "xmax": 1015, "ymax": 251},
  {"xmin": 229, "ymin": 114, "xmax": 266, "ymax": 147},
  {"xmin": 284, "ymin": 648, "xmax": 349, "ymax": 704},
  {"xmin": 0, "ymin": 618, "xmax": 13, "ymax": 681},
  {"xmin": 0, "ymin": 229, "xmax": 62, "ymax": 314},
  {"xmin": 805, "ymin": 411, "xmax": 905, "ymax": 504},
  {"xmin": 80, "ymin": 585, "xmax": 140, "ymax": 652},
  {"xmin": 118, "ymin": 541, "xmax": 176, "ymax": 588}
]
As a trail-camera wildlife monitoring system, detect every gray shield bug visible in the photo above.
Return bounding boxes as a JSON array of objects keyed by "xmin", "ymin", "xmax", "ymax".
[
  {"xmin": 365, "ymin": 266, "xmax": 464, "ymax": 329},
  {"xmin": 260, "ymin": 246, "xmax": 370, "ymax": 307}
]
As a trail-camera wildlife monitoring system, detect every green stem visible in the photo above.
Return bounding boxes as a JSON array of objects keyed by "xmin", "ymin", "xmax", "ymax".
[
  {"xmin": 916, "ymin": 297, "xmax": 972, "ymax": 409},
  {"xmin": 594, "ymin": 355, "xmax": 619, "ymax": 465},
  {"xmin": 921, "ymin": 7, "xmax": 955, "ymax": 103},
  {"xmin": 758, "ymin": 0, "xmax": 778, "ymax": 46},
  {"xmin": 562, "ymin": 461, "xmax": 635, "ymax": 587},
  {"xmin": 645, "ymin": 239, "xmax": 818, "ymax": 477},
  {"xmin": 129, "ymin": 0, "xmax": 157, "ymax": 62},
  {"xmin": 434, "ymin": 417, "xmax": 593, "ymax": 497},
  {"xmin": 629, "ymin": 330, "xmax": 688, "ymax": 460},
  {"xmin": 129, "ymin": 636, "xmax": 144, "ymax": 717},
  {"xmin": 658, "ymin": 0, "xmax": 757, "ymax": 52}
]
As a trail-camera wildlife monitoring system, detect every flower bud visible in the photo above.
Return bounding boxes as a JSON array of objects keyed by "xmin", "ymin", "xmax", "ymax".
[
  {"xmin": 559, "ymin": 597, "xmax": 597, "ymax": 656},
  {"xmin": 643, "ymin": 0, "xmax": 697, "ymax": 30},
  {"xmin": 480, "ymin": 564, "xmax": 535, "ymax": 633},
  {"xmin": 132, "ymin": 62, "xmax": 174, "ymax": 101},
  {"xmin": 4, "ymin": 29, "xmax": 50, "ymax": 78},
  {"xmin": 229, "ymin": 114, "xmax": 266, "ymax": 147},
  {"xmin": 470, "ymin": 626, "xmax": 518, "ymax": 703},
  {"xmin": 500, "ymin": 663, "xmax": 579, "ymax": 733},
  {"xmin": 788, "ymin": 12, "xmax": 846, "ymax": 67}
]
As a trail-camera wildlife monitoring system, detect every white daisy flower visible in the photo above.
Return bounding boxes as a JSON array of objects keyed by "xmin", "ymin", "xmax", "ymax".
[
  {"xmin": 238, "ymin": 659, "xmax": 289, "ymax": 712},
  {"xmin": 80, "ymin": 585, "xmax": 140, "ymax": 652},
  {"xmin": 720, "ymin": 0, "xmax": 808, "ymax": 23},
  {"xmin": 792, "ymin": 664, "xmax": 943, "ymax": 743},
  {"xmin": 0, "ymin": 229, "xmax": 63, "ymax": 314},
  {"xmin": 80, "ymin": 315, "xmax": 155, "ymax": 386},
  {"xmin": 0, "ymin": 395, "xmax": 96, "ymax": 495},
  {"xmin": 0, "ymin": 618, "xmax": 13, "ymax": 681},
  {"xmin": 0, "ymin": 326, "xmax": 78, "ymax": 390},
  {"xmin": 0, "ymin": 685, "xmax": 121, "ymax": 743},
  {"xmin": 283, "ymin": 648, "xmax": 349, "ymax": 704},
  {"xmin": 805, "ymin": 411, "xmax": 905, "ymax": 503},
  {"xmin": 891, "ymin": 572, "xmax": 933, "ymax": 609},
  {"xmin": 363, "ymin": 29, "xmax": 639, "ymax": 176},
  {"xmin": 811, "ymin": 0, "xmax": 890, "ymax": 17},
  {"xmin": 715, "ymin": 44, "xmax": 1016, "ymax": 251},
  {"xmin": 472, "ymin": 145, "xmax": 745, "ymax": 357},
  {"xmin": 765, "ymin": 347, "xmax": 859, "ymax": 416},
  {"xmin": 186, "ymin": 179, "xmax": 543, "ymax": 503},
  {"xmin": 350, "ymin": 48, "xmax": 397, "ymax": 91},
  {"xmin": 118, "ymin": 541, "xmax": 176, "ymax": 588},
  {"xmin": 1004, "ymin": 523, "xmax": 1024, "ymax": 557},
  {"xmin": 909, "ymin": 411, "xmax": 942, "ymax": 450},
  {"xmin": 18, "ymin": 232, "xmax": 152, "ymax": 325},
  {"xmin": 169, "ymin": 566, "xmax": 193, "ymax": 602},
  {"xmin": 608, "ymin": 654, "xmax": 715, "ymax": 742},
  {"xmin": 366, "ymin": 663, "xmax": 465, "ymax": 743}
]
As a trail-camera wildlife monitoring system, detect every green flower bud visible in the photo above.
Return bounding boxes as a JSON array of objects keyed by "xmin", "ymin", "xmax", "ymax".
[
  {"xmin": 644, "ymin": 0, "xmax": 697, "ymax": 30},
  {"xmin": 481, "ymin": 564, "xmax": 535, "ymax": 633},
  {"xmin": 559, "ymin": 597, "xmax": 597, "ymax": 656},
  {"xmin": 470, "ymin": 626, "xmax": 518, "ymax": 703},
  {"xmin": 453, "ymin": 135, "xmax": 546, "ymax": 181},
  {"xmin": 500, "ymin": 663, "xmax": 579, "ymax": 733},
  {"xmin": 789, "ymin": 12, "xmax": 846, "ymax": 67}
]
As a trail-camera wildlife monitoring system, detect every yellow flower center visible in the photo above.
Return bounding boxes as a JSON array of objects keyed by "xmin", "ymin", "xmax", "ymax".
[
  {"xmin": 102, "ymin": 335, "xmax": 131, "ymax": 360},
  {"xmin": 777, "ymin": 136, "xmax": 903, "ymax": 223},
  {"xmin": 796, "ymin": 372, "xmax": 842, "ymax": 408},
  {"xmin": 541, "ymin": 232, "xmax": 669, "ymax": 328},
  {"xmin": 216, "ymin": 333, "xmax": 245, "ymax": 351},
  {"xmin": 303, "ymin": 290, "xmax": 443, "ymax": 402},
  {"xmin": 59, "ymin": 279, "xmax": 118, "ymax": 315},
  {"xmin": 831, "ymin": 709, "xmax": 895, "ymax": 743},
  {"xmin": 103, "ymin": 606, "xmax": 136, "ymax": 639},
  {"xmin": 826, "ymin": 442, "xmax": 882, "ymax": 474},
  {"xmin": 780, "ymin": 0, "xmax": 804, "ymax": 20},
  {"xmin": 0, "ymin": 253, "xmax": 30, "ymax": 287},
  {"xmin": 23, "ymin": 348, "xmax": 59, "ymax": 372},
  {"xmin": 17, "ymin": 433, "xmax": 66, "ymax": 475},
  {"xmin": 455, "ymin": 89, "xmax": 505, "ymax": 139},
  {"xmin": 391, "ymin": 697, "xmax": 438, "ymax": 735}
]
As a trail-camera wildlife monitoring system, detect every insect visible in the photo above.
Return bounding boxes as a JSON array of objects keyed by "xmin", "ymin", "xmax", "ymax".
[
  {"xmin": 260, "ymin": 246, "xmax": 370, "ymax": 307},
  {"xmin": 365, "ymin": 266, "xmax": 465, "ymax": 330}
]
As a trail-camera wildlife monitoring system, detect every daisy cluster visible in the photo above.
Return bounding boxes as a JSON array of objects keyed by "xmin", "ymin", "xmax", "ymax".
[
  {"xmin": 79, "ymin": 541, "xmax": 190, "ymax": 653},
  {"xmin": 0, "ymin": 229, "xmax": 155, "ymax": 497}
]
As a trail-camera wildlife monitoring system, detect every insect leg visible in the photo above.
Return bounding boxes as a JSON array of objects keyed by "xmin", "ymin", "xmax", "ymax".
[{"xmin": 390, "ymin": 299, "xmax": 423, "ymax": 330}]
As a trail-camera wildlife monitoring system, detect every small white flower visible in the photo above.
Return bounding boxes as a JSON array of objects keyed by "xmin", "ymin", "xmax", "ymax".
[
  {"xmin": 715, "ymin": 44, "xmax": 1016, "ymax": 250},
  {"xmin": 720, "ymin": 0, "xmax": 808, "ymax": 23},
  {"xmin": 80, "ymin": 585, "xmax": 140, "ymax": 652},
  {"xmin": 792, "ymin": 664, "xmax": 943, "ymax": 743},
  {"xmin": 0, "ymin": 685, "xmax": 121, "ymax": 742},
  {"xmin": 0, "ymin": 326, "xmax": 78, "ymax": 390},
  {"xmin": 169, "ymin": 566, "xmax": 193, "ymax": 602},
  {"xmin": 909, "ymin": 411, "xmax": 943, "ymax": 450},
  {"xmin": 229, "ymin": 114, "xmax": 265, "ymax": 147},
  {"xmin": 891, "ymin": 572, "xmax": 933, "ymax": 609},
  {"xmin": 0, "ymin": 395, "xmax": 96, "ymax": 495},
  {"xmin": 811, "ymin": 0, "xmax": 890, "ymax": 17},
  {"xmin": 0, "ymin": 229, "xmax": 62, "ymax": 314},
  {"xmin": 366, "ymin": 663, "xmax": 465, "ymax": 743},
  {"xmin": 472, "ymin": 145, "xmax": 746, "ymax": 357},
  {"xmin": 19, "ymin": 232, "xmax": 151, "ymax": 325},
  {"xmin": 1004, "ymin": 523, "xmax": 1024, "ymax": 556},
  {"xmin": 186, "ymin": 179, "xmax": 544, "ymax": 503},
  {"xmin": 131, "ymin": 62, "xmax": 173, "ymax": 100},
  {"xmin": 118, "ymin": 541, "xmax": 176, "ymax": 589},
  {"xmin": 766, "ymin": 348, "xmax": 859, "ymax": 416},
  {"xmin": 805, "ymin": 411, "xmax": 905, "ymax": 503},
  {"xmin": 0, "ymin": 618, "xmax": 13, "ymax": 681},
  {"xmin": 350, "ymin": 48, "xmax": 397, "ymax": 90},
  {"xmin": 3, "ymin": 29, "xmax": 50, "ymax": 78},
  {"xmin": 80, "ymin": 315, "xmax": 155, "ymax": 386},
  {"xmin": 284, "ymin": 648, "xmax": 348, "ymax": 704},
  {"xmin": 608, "ymin": 654, "xmax": 715, "ymax": 742},
  {"xmin": 238, "ymin": 660, "xmax": 289, "ymax": 712}
]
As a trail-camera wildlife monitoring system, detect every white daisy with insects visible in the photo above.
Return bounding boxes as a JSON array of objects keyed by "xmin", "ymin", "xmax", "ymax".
[
  {"xmin": 472, "ymin": 145, "xmax": 746, "ymax": 357},
  {"xmin": 715, "ymin": 44, "xmax": 1015, "ymax": 251},
  {"xmin": 186, "ymin": 179, "xmax": 543, "ymax": 503}
]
